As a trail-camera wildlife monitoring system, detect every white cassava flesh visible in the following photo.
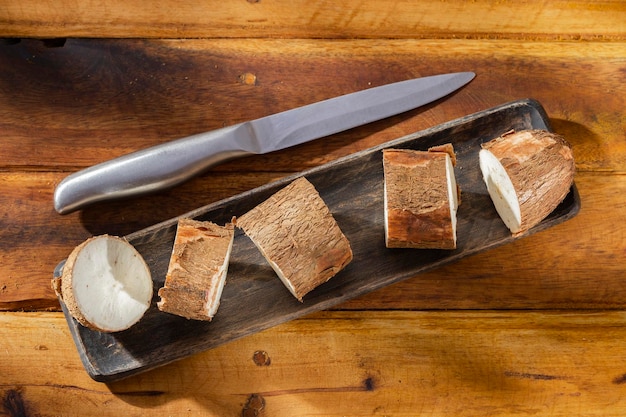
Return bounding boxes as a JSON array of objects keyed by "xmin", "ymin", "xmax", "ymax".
[
  {"xmin": 52, "ymin": 235, "xmax": 153, "ymax": 333},
  {"xmin": 157, "ymin": 218, "xmax": 235, "ymax": 321},
  {"xmin": 236, "ymin": 177, "xmax": 353, "ymax": 302},
  {"xmin": 479, "ymin": 129, "xmax": 575, "ymax": 236},
  {"xmin": 383, "ymin": 145, "xmax": 459, "ymax": 249}
]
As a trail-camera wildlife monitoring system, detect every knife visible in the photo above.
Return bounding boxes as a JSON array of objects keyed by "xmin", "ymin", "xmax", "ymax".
[{"xmin": 53, "ymin": 71, "xmax": 475, "ymax": 214}]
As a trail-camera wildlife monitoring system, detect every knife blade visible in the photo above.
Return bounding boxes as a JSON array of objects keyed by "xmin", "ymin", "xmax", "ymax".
[{"xmin": 54, "ymin": 71, "xmax": 475, "ymax": 214}]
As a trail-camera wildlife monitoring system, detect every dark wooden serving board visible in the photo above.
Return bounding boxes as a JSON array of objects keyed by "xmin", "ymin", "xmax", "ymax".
[{"xmin": 55, "ymin": 99, "xmax": 580, "ymax": 382}]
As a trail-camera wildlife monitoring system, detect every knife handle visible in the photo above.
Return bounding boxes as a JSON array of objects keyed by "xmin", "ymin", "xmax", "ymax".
[{"xmin": 54, "ymin": 124, "xmax": 254, "ymax": 214}]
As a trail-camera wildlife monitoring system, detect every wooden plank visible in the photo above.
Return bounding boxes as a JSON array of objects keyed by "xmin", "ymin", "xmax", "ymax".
[
  {"xmin": 1, "ymin": 0, "xmax": 625, "ymax": 39},
  {"xmin": 1, "ymin": 39, "xmax": 624, "ymax": 171},
  {"xmin": 0, "ymin": 174, "xmax": 622, "ymax": 312},
  {"xmin": 2, "ymin": 310, "xmax": 626, "ymax": 416}
]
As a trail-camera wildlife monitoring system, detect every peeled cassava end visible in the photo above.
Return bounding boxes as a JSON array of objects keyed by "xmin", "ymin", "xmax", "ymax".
[
  {"xmin": 52, "ymin": 235, "xmax": 153, "ymax": 333},
  {"xmin": 236, "ymin": 177, "xmax": 353, "ymax": 302},
  {"xmin": 383, "ymin": 146, "xmax": 459, "ymax": 249},
  {"xmin": 157, "ymin": 218, "xmax": 235, "ymax": 321},
  {"xmin": 479, "ymin": 129, "xmax": 575, "ymax": 236}
]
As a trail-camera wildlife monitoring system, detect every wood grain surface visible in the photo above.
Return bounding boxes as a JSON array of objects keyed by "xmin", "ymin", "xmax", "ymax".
[
  {"xmin": 0, "ymin": 0, "xmax": 625, "ymax": 414},
  {"xmin": 3, "ymin": 310, "xmax": 626, "ymax": 416},
  {"xmin": 2, "ymin": 0, "xmax": 625, "ymax": 39}
]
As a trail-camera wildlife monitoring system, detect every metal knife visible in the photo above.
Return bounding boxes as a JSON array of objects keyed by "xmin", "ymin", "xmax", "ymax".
[{"xmin": 54, "ymin": 71, "xmax": 475, "ymax": 214}]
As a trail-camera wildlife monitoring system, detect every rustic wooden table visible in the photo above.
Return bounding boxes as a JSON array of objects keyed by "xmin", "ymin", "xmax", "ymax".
[{"xmin": 1, "ymin": 1, "xmax": 624, "ymax": 415}]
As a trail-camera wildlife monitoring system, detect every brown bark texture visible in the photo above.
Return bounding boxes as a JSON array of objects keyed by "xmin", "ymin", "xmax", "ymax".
[
  {"xmin": 236, "ymin": 177, "xmax": 353, "ymax": 301},
  {"xmin": 157, "ymin": 218, "xmax": 235, "ymax": 320},
  {"xmin": 383, "ymin": 147, "xmax": 457, "ymax": 249}
]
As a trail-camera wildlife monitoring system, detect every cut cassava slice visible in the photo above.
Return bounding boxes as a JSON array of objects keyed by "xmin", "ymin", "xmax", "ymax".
[
  {"xmin": 157, "ymin": 218, "xmax": 235, "ymax": 321},
  {"xmin": 479, "ymin": 129, "xmax": 575, "ymax": 236},
  {"xmin": 236, "ymin": 177, "xmax": 353, "ymax": 302},
  {"xmin": 383, "ymin": 145, "xmax": 459, "ymax": 249},
  {"xmin": 51, "ymin": 235, "xmax": 153, "ymax": 333}
]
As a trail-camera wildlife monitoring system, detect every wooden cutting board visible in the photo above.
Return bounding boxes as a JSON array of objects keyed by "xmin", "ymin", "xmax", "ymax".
[{"xmin": 55, "ymin": 99, "xmax": 580, "ymax": 381}]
